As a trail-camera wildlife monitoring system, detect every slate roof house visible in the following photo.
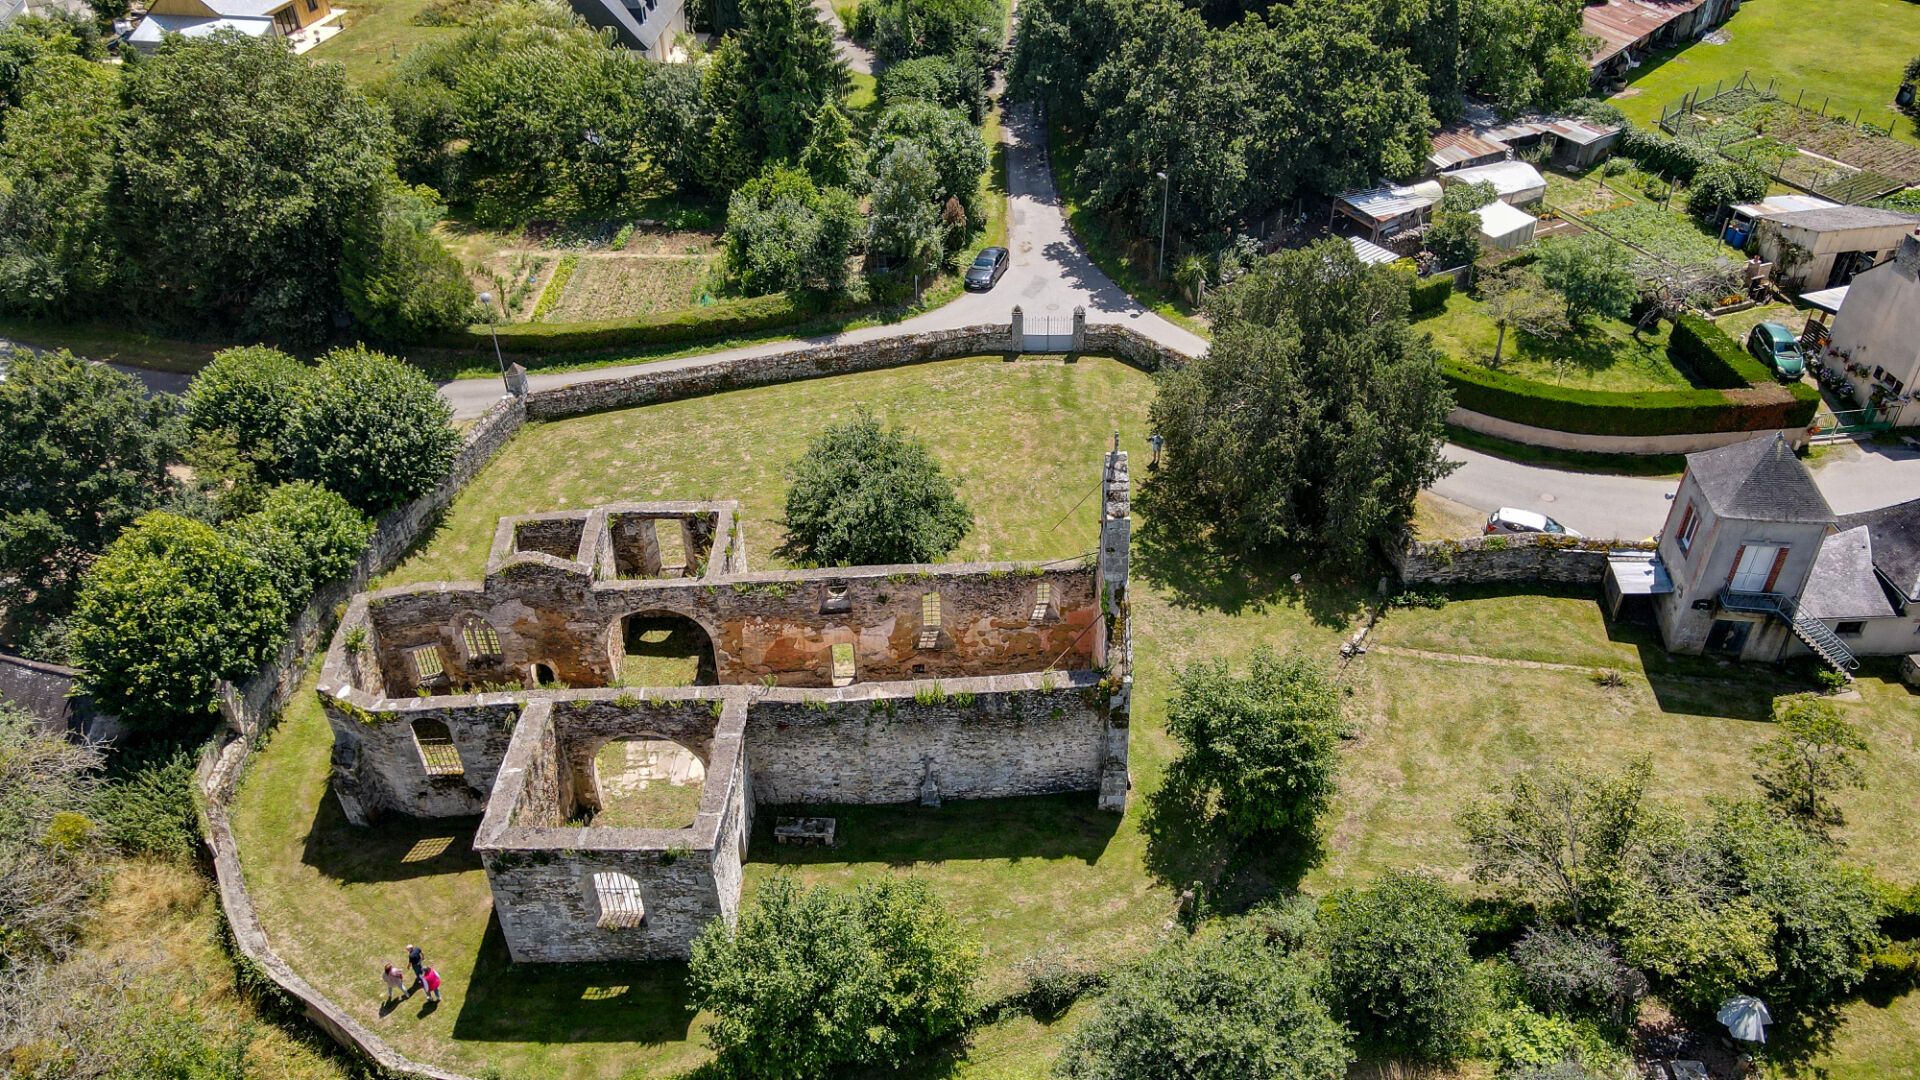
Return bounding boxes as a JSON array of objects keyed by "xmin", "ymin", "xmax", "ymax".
[
  {"xmin": 128, "ymin": 0, "xmax": 339, "ymax": 51},
  {"xmin": 1615, "ymin": 434, "xmax": 1920, "ymax": 670},
  {"xmin": 1812, "ymin": 229, "xmax": 1920, "ymax": 427},
  {"xmin": 567, "ymin": 0, "xmax": 685, "ymax": 59}
]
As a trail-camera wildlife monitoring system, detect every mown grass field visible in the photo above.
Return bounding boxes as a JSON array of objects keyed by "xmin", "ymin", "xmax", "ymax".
[
  {"xmin": 232, "ymin": 356, "xmax": 1920, "ymax": 1079},
  {"xmin": 1416, "ymin": 289, "xmax": 1692, "ymax": 393},
  {"xmin": 1609, "ymin": 0, "xmax": 1920, "ymax": 148}
]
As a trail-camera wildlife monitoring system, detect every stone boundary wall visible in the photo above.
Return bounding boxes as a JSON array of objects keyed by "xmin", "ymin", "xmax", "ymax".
[
  {"xmin": 1391, "ymin": 533, "xmax": 1658, "ymax": 586},
  {"xmin": 197, "ymin": 392, "xmax": 527, "ymax": 1080},
  {"xmin": 1449, "ymin": 406, "xmax": 1810, "ymax": 454}
]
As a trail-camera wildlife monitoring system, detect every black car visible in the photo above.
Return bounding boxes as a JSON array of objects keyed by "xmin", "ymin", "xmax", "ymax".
[{"xmin": 964, "ymin": 247, "xmax": 1009, "ymax": 291}]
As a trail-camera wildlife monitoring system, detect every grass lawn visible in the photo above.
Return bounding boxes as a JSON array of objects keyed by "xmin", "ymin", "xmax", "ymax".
[
  {"xmin": 308, "ymin": 0, "xmax": 459, "ymax": 85},
  {"xmin": 230, "ymin": 357, "xmax": 1920, "ymax": 1078},
  {"xmin": 1608, "ymin": 0, "xmax": 1920, "ymax": 148},
  {"xmin": 1416, "ymin": 290, "xmax": 1694, "ymax": 392}
]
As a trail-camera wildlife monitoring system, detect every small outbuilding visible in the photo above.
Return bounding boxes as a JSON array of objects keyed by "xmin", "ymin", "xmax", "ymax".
[
  {"xmin": 1441, "ymin": 161, "xmax": 1548, "ymax": 207},
  {"xmin": 1331, "ymin": 181, "xmax": 1444, "ymax": 243},
  {"xmin": 1474, "ymin": 200, "xmax": 1538, "ymax": 251},
  {"xmin": 1750, "ymin": 205, "xmax": 1920, "ymax": 291}
]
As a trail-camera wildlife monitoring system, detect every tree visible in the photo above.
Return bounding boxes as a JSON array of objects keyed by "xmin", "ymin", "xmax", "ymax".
[
  {"xmin": 1321, "ymin": 871, "xmax": 1477, "ymax": 1058},
  {"xmin": 723, "ymin": 165, "xmax": 863, "ymax": 296},
  {"xmin": 867, "ymin": 0, "xmax": 998, "ymax": 68},
  {"xmin": 1510, "ymin": 926, "xmax": 1636, "ymax": 1020},
  {"xmin": 1534, "ymin": 234, "xmax": 1637, "ymax": 326},
  {"xmin": 870, "ymin": 101, "xmax": 988, "ymax": 223},
  {"xmin": 1480, "ymin": 265, "xmax": 1568, "ymax": 367},
  {"xmin": 113, "ymin": 32, "xmax": 392, "ymax": 342},
  {"xmin": 1148, "ymin": 240, "xmax": 1457, "ymax": 568},
  {"xmin": 1057, "ymin": 913, "xmax": 1352, "ymax": 1080},
  {"xmin": 1439, "ymin": 180, "xmax": 1497, "ymax": 213},
  {"xmin": 688, "ymin": 877, "xmax": 977, "ymax": 1079},
  {"xmin": 339, "ymin": 182, "xmax": 476, "ymax": 342},
  {"xmin": 1753, "ymin": 695, "xmax": 1867, "ymax": 830},
  {"xmin": 799, "ymin": 101, "xmax": 867, "ymax": 190},
  {"xmin": 0, "ymin": 350, "xmax": 176, "ymax": 615},
  {"xmin": 68, "ymin": 513, "xmax": 288, "ymax": 727},
  {"xmin": 0, "ymin": 53, "xmax": 116, "ymax": 317},
  {"xmin": 877, "ymin": 54, "xmax": 984, "ymax": 122},
  {"xmin": 183, "ymin": 345, "xmax": 311, "ymax": 485},
  {"xmin": 780, "ymin": 406, "xmax": 972, "ymax": 565},
  {"xmin": 0, "ymin": 702, "xmax": 103, "ymax": 968},
  {"xmin": 0, "ymin": 14, "xmax": 101, "ymax": 113},
  {"xmin": 279, "ymin": 346, "xmax": 461, "ymax": 513},
  {"xmin": 1458, "ymin": 0, "xmax": 1590, "ymax": 116},
  {"xmin": 701, "ymin": 0, "xmax": 847, "ymax": 189},
  {"xmin": 1425, "ymin": 211, "xmax": 1482, "ymax": 272},
  {"xmin": 229, "ymin": 482, "xmax": 373, "ymax": 603},
  {"xmin": 1459, "ymin": 758, "xmax": 1654, "ymax": 925},
  {"xmin": 1686, "ymin": 160, "xmax": 1766, "ymax": 225},
  {"xmin": 868, "ymin": 141, "xmax": 945, "ymax": 284},
  {"xmin": 1164, "ymin": 648, "xmax": 1347, "ymax": 838}
]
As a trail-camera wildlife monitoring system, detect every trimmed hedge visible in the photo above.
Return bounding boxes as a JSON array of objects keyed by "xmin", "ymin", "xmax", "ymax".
[
  {"xmin": 439, "ymin": 291, "xmax": 824, "ymax": 355},
  {"xmin": 1617, "ymin": 124, "xmax": 1713, "ymax": 183},
  {"xmin": 1411, "ymin": 275, "xmax": 1453, "ymax": 315},
  {"xmin": 1441, "ymin": 357, "xmax": 1819, "ymax": 437},
  {"xmin": 1669, "ymin": 313, "xmax": 1772, "ymax": 389}
]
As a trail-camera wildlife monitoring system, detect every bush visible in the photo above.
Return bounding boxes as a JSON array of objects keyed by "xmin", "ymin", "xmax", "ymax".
[
  {"xmin": 183, "ymin": 345, "xmax": 309, "ymax": 479},
  {"xmin": 876, "ymin": 53, "xmax": 986, "ymax": 121},
  {"xmin": 1410, "ymin": 273, "xmax": 1454, "ymax": 314},
  {"xmin": 1668, "ymin": 313, "xmax": 1771, "ymax": 389},
  {"xmin": 1616, "ymin": 125, "xmax": 1714, "ymax": 182},
  {"xmin": 437, "ymin": 290, "xmax": 823, "ymax": 354},
  {"xmin": 688, "ymin": 877, "xmax": 978, "ymax": 1079},
  {"xmin": 90, "ymin": 745, "xmax": 200, "ymax": 862},
  {"xmin": 1511, "ymin": 926, "xmax": 1634, "ymax": 1019},
  {"xmin": 68, "ymin": 513, "xmax": 288, "ymax": 728},
  {"xmin": 1057, "ymin": 915, "xmax": 1352, "ymax": 1080},
  {"xmin": 780, "ymin": 406, "xmax": 972, "ymax": 566},
  {"xmin": 1687, "ymin": 160, "xmax": 1767, "ymax": 224},
  {"xmin": 1322, "ymin": 871, "xmax": 1478, "ymax": 1059},
  {"xmin": 1440, "ymin": 358, "xmax": 1820, "ymax": 436},
  {"xmin": 1426, "ymin": 213, "xmax": 1482, "ymax": 273},
  {"xmin": 339, "ymin": 182, "xmax": 476, "ymax": 342},
  {"xmin": 229, "ymin": 481, "xmax": 373, "ymax": 602},
  {"xmin": 280, "ymin": 346, "xmax": 461, "ymax": 513}
]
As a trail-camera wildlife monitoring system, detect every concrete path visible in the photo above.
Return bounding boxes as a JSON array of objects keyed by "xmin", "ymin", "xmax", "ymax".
[
  {"xmin": 438, "ymin": 104, "xmax": 1208, "ymax": 419},
  {"xmin": 812, "ymin": 0, "xmax": 874, "ymax": 76}
]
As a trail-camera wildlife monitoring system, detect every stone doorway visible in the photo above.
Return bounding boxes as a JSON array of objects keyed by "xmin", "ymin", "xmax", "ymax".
[{"xmin": 613, "ymin": 612, "xmax": 717, "ymax": 686}]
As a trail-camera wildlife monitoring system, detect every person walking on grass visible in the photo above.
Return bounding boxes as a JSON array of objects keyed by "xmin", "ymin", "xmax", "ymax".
[
  {"xmin": 406, "ymin": 944, "xmax": 425, "ymax": 997},
  {"xmin": 382, "ymin": 963, "xmax": 405, "ymax": 1003},
  {"xmin": 422, "ymin": 965, "xmax": 443, "ymax": 1003}
]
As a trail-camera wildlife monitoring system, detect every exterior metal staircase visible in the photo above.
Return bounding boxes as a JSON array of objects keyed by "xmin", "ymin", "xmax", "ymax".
[{"xmin": 1717, "ymin": 587, "xmax": 1858, "ymax": 672}]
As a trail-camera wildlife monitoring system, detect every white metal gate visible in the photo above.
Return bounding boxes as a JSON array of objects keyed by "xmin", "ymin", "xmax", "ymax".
[{"xmin": 1023, "ymin": 315, "xmax": 1073, "ymax": 352}]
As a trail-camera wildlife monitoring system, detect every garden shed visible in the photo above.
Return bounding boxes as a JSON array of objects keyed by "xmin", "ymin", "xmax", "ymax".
[
  {"xmin": 1441, "ymin": 161, "xmax": 1547, "ymax": 208},
  {"xmin": 1474, "ymin": 201, "xmax": 1538, "ymax": 252},
  {"xmin": 1751, "ymin": 205, "xmax": 1920, "ymax": 291},
  {"xmin": 1331, "ymin": 181, "xmax": 1443, "ymax": 242}
]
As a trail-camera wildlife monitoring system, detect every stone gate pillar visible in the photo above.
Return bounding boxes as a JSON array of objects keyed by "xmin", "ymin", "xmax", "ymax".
[
  {"xmin": 1008, "ymin": 306, "xmax": 1024, "ymax": 352},
  {"xmin": 1071, "ymin": 306, "xmax": 1087, "ymax": 353}
]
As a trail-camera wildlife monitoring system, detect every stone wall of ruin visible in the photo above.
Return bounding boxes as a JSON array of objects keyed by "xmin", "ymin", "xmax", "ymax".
[
  {"xmin": 323, "ymin": 697, "xmax": 521, "ymax": 825},
  {"xmin": 746, "ymin": 674, "xmax": 1107, "ymax": 805}
]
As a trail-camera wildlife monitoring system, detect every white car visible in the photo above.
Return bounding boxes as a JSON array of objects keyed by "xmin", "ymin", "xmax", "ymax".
[{"xmin": 1485, "ymin": 507, "xmax": 1583, "ymax": 539}]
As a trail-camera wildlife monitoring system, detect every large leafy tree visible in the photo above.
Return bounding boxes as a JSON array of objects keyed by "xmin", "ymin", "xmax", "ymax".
[
  {"xmin": 1753, "ymin": 694, "xmax": 1869, "ymax": 830},
  {"xmin": 689, "ymin": 877, "xmax": 978, "ymax": 1079},
  {"xmin": 781, "ymin": 406, "xmax": 972, "ymax": 565},
  {"xmin": 0, "ymin": 53, "xmax": 117, "ymax": 317},
  {"xmin": 1165, "ymin": 647, "xmax": 1347, "ymax": 838},
  {"xmin": 702, "ymin": 0, "xmax": 847, "ymax": 190},
  {"xmin": 868, "ymin": 141, "xmax": 946, "ymax": 281},
  {"xmin": 279, "ymin": 346, "xmax": 461, "ymax": 513},
  {"xmin": 1535, "ymin": 233, "xmax": 1638, "ymax": 327},
  {"xmin": 183, "ymin": 344, "xmax": 311, "ymax": 486},
  {"xmin": 1459, "ymin": 0, "xmax": 1590, "ymax": 117},
  {"xmin": 869, "ymin": 101, "xmax": 989, "ymax": 223},
  {"xmin": 1057, "ymin": 908, "xmax": 1352, "ymax": 1080},
  {"xmin": 1322, "ymin": 871, "xmax": 1477, "ymax": 1059},
  {"xmin": 69, "ymin": 512, "xmax": 288, "ymax": 727},
  {"xmin": 866, "ymin": 0, "xmax": 999, "ymax": 68},
  {"xmin": 1459, "ymin": 757, "xmax": 1655, "ymax": 926},
  {"xmin": 0, "ymin": 350, "xmax": 175, "ymax": 616},
  {"xmin": 1148, "ymin": 240, "xmax": 1456, "ymax": 567},
  {"xmin": 229, "ymin": 482, "xmax": 373, "ymax": 603},
  {"xmin": 339, "ymin": 182, "xmax": 477, "ymax": 341},
  {"xmin": 112, "ymin": 32, "xmax": 393, "ymax": 342},
  {"xmin": 723, "ymin": 164, "xmax": 863, "ymax": 297}
]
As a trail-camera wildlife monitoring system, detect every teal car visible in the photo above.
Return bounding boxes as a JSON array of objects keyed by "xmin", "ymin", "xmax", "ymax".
[{"xmin": 1745, "ymin": 322, "xmax": 1805, "ymax": 381}]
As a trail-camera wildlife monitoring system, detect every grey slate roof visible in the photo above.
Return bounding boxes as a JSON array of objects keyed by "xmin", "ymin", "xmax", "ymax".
[
  {"xmin": 1684, "ymin": 434, "xmax": 1835, "ymax": 524},
  {"xmin": 1800, "ymin": 526, "xmax": 1894, "ymax": 620},
  {"xmin": 1837, "ymin": 496, "xmax": 1920, "ymax": 601},
  {"xmin": 1760, "ymin": 206, "xmax": 1920, "ymax": 233}
]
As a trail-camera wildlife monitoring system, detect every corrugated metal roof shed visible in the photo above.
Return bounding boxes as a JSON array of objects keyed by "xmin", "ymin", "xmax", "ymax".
[
  {"xmin": 1345, "ymin": 236, "xmax": 1401, "ymax": 266},
  {"xmin": 1583, "ymin": 0, "xmax": 1711, "ymax": 65}
]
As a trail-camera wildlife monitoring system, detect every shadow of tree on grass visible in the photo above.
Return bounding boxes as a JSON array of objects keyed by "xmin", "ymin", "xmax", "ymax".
[{"xmin": 1140, "ymin": 760, "xmax": 1323, "ymax": 916}]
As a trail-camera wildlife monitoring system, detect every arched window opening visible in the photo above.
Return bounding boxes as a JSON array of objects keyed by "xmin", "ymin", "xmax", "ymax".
[
  {"xmin": 594, "ymin": 871, "xmax": 646, "ymax": 929},
  {"xmin": 589, "ymin": 735, "xmax": 707, "ymax": 828},
  {"xmin": 412, "ymin": 717, "xmax": 464, "ymax": 777},
  {"xmin": 612, "ymin": 612, "xmax": 717, "ymax": 686}
]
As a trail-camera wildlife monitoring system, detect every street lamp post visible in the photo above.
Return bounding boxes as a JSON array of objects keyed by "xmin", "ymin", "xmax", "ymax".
[
  {"xmin": 478, "ymin": 291, "xmax": 508, "ymax": 391},
  {"xmin": 1156, "ymin": 170, "xmax": 1169, "ymax": 280}
]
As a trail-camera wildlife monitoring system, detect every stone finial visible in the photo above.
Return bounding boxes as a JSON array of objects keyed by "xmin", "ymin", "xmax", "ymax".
[{"xmin": 504, "ymin": 363, "xmax": 529, "ymax": 398}]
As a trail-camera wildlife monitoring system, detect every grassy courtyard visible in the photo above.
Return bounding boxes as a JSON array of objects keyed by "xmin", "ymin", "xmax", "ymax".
[
  {"xmin": 1415, "ymin": 290, "xmax": 1692, "ymax": 392},
  {"xmin": 1609, "ymin": 0, "xmax": 1920, "ymax": 148},
  {"xmin": 232, "ymin": 356, "xmax": 1920, "ymax": 1078}
]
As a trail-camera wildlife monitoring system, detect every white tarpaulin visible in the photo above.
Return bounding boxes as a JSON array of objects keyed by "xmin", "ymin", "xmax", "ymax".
[
  {"xmin": 1441, "ymin": 160, "xmax": 1548, "ymax": 206},
  {"xmin": 1475, "ymin": 200, "xmax": 1537, "ymax": 251}
]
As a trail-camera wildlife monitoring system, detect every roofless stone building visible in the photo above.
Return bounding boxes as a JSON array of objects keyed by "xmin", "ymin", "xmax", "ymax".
[{"xmin": 316, "ymin": 451, "xmax": 1134, "ymax": 962}]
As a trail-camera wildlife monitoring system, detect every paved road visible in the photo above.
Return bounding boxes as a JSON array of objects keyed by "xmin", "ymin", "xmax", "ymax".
[
  {"xmin": 438, "ymin": 104, "xmax": 1208, "ymax": 418},
  {"xmin": 1, "ymin": 339, "xmax": 194, "ymax": 396},
  {"xmin": 812, "ymin": 0, "xmax": 874, "ymax": 75}
]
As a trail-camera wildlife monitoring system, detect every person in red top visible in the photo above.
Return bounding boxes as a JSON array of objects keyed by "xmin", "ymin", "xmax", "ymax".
[{"xmin": 422, "ymin": 965, "xmax": 443, "ymax": 1003}]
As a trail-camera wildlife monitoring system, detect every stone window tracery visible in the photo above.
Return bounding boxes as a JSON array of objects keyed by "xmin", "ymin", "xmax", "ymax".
[{"xmin": 460, "ymin": 615, "xmax": 502, "ymax": 660}]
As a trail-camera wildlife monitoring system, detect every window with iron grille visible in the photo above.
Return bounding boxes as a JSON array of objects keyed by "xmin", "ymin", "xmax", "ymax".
[
  {"xmin": 918, "ymin": 592, "xmax": 942, "ymax": 649},
  {"xmin": 594, "ymin": 872, "xmax": 646, "ymax": 928},
  {"xmin": 409, "ymin": 644, "xmax": 445, "ymax": 682},
  {"xmin": 460, "ymin": 615, "xmax": 501, "ymax": 660},
  {"xmin": 411, "ymin": 717, "xmax": 464, "ymax": 776}
]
